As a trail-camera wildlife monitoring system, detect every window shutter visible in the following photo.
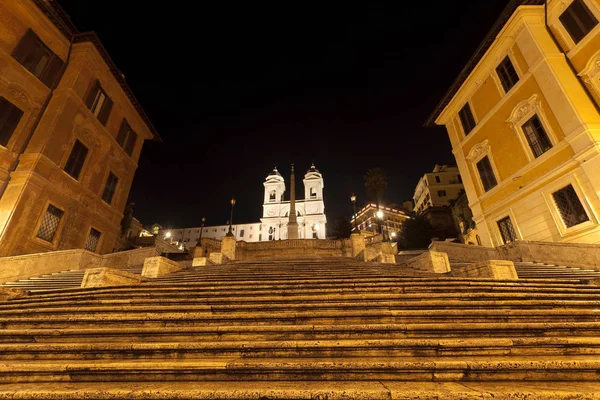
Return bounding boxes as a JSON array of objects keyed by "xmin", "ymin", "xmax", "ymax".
[
  {"xmin": 124, "ymin": 130, "xmax": 137, "ymax": 156},
  {"xmin": 11, "ymin": 29, "xmax": 37, "ymax": 64},
  {"xmin": 85, "ymin": 80, "xmax": 100, "ymax": 109},
  {"xmin": 97, "ymin": 96, "xmax": 113, "ymax": 126},
  {"xmin": 116, "ymin": 119, "xmax": 128, "ymax": 147},
  {"xmin": 40, "ymin": 54, "xmax": 64, "ymax": 88}
]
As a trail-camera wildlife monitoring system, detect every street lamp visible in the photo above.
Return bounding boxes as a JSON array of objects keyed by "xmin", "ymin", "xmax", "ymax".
[
  {"xmin": 376, "ymin": 210, "xmax": 385, "ymax": 240},
  {"xmin": 226, "ymin": 197, "xmax": 236, "ymax": 237},
  {"xmin": 197, "ymin": 217, "xmax": 206, "ymax": 246},
  {"xmin": 164, "ymin": 231, "xmax": 172, "ymax": 241},
  {"xmin": 350, "ymin": 193, "xmax": 357, "ymax": 232}
]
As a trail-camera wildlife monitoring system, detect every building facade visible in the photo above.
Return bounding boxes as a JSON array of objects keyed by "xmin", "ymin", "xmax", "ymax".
[
  {"xmin": 413, "ymin": 165, "xmax": 464, "ymax": 214},
  {"xmin": 427, "ymin": 0, "xmax": 600, "ymax": 247},
  {"xmin": 0, "ymin": 0, "xmax": 158, "ymax": 256},
  {"xmin": 350, "ymin": 203, "xmax": 411, "ymax": 240},
  {"xmin": 161, "ymin": 165, "xmax": 327, "ymax": 249}
]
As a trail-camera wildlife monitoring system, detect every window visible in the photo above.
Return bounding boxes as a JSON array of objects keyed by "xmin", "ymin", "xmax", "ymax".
[
  {"xmin": 435, "ymin": 176, "xmax": 441, "ymax": 183},
  {"xmin": 36, "ymin": 204, "xmax": 64, "ymax": 242},
  {"xmin": 101, "ymin": 172, "xmax": 118, "ymax": 204},
  {"xmin": 458, "ymin": 103, "xmax": 476, "ymax": 135},
  {"xmin": 497, "ymin": 216, "xmax": 518, "ymax": 244},
  {"xmin": 0, "ymin": 97, "xmax": 24, "ymax": 147},
  {"xmin": 560, "ymin": 0, "xmax": 598, "ymax": 44},
  {"xmin": 269, "ymin": 190, "xmax": 276, "ymax": 201},
  {"xmin": 240, "ymin": 229, "xmax": 245, "ymax": 237},
  {"xmin": 313, "ymin": 232, "xmax": 318, "ymax": 239},
  {"xmin": 84, "ymin": 228, "xmax": 101, "ymax": 252},
  {"xmin": 12, "ymin": 29, "xmax": 64, "ymax": 87},
  {"xmin": 85, "ymin": 80, "xmax": 113, "ymax": 125},
  {"xmin": 64, "ymin": 140, "xmax": 88, "ymax": 180},
  {"xmin": 476, "ymin": 156, "xmax": 497, "ymax": 192},
  {"xmin": 310, "ymin": 187, "xmax": 317, "ymax": 198},
  {"xmin": 250, "ymin": 234, "xmax": 253, "ymax": 239},
  {"xmin": 552, "ymin": 184, "xmax": 589, "ymax": 228},
  {"xmin": 116, "ymin": 119, "xmax": 137, "ymax": 156},
  {"xmin": 522, "ymin": 115, "xmax": 552, "ymax": 158},
  {"xmin": 437, "ymin": 190, "xmax": 447, "ymax": 197},
  {"xmin": 496, "ymin": 56, "xmax": 519, "ymax": 92}
]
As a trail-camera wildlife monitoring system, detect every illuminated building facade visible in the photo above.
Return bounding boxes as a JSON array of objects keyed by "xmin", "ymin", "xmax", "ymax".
[
  {"xmin": 427, "ymin": 0, "xmax": 600, "ymax": 247},
  {"xmin": 350, "ymin": 203, "xmax": 411, "ymax": 240},
  {"xmin": 0, "ymin": 0, "xmax": 158, "ymax": 255}
]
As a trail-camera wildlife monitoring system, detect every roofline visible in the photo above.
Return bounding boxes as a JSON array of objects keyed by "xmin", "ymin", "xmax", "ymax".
[
  {"xmin": 424, "ymin": 0, "xmax": 545, "ymax": 128},
  {"xmin": 32, "ymin": 0, "xmax": 162, "ymax": 142}
]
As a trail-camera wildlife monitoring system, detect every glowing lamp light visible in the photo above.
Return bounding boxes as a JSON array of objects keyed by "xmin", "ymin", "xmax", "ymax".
[
  {"xmin": 314, "ymin": 224, "xmax": 319, "ymax": 230},
  {"xmin": 376, "ymin": 210, "xmax": 384, "ymax": 219},
  {"xmin": 391, "ymin": 232, "xmax": 397, "ymax": 238},
  {"xmin": 165, "ymin": 231, "xmax": 172, "ymax": 239}
]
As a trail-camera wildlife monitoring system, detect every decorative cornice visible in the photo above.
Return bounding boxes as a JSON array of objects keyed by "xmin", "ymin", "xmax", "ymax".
[
  {"xmin": 506, "ymin": 94, "xmax": 541, "ymax": 131},
  {"xmin": 466, "ymin": 139, "xmax": 490, "ymax": 162},
  {"xmin": 579, "ymin": 50, "xmax": 600, "ymax": 79}
]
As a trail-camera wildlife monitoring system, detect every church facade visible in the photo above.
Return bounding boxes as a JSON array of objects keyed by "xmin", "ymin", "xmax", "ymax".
[{"xmin": 162, "ymin": 165, "xmax": 327, "ymax": 248}]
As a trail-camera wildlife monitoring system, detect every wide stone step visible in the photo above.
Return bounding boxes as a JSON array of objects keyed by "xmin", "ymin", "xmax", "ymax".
[
  {"xmin": 0, "ymin": 356, "xmax": 598, "ymax": 382},
  {"xmin": 2, "ymin": 322, "xmax": 598, "ymax": 342},
  {"xmin": 0, "ymin": 337, "xmax": 598, "ymax": 359},
  {"xmin": 2, "ymin": 299, "xmax": 600, "ymax": 315},
  {"xmin": 1, "ymin": 309, "xmax": 598, "ymax": 329},
  {"xmin": 0, "ymin": 381, "xmax": 598, "ymax": 399}
]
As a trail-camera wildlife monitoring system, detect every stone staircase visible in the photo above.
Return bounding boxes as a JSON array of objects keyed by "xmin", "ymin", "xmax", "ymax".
[{"xmin": 0, "ymin": 257, "xmax": 599, "ymax": 398}]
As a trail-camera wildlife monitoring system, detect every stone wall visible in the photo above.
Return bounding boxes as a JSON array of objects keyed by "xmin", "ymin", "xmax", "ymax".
[
  {"xmin": 497, "ymin": 241, "xmax": 600, "ymax": 271},
  {"xmin": 428, "ymin": 241, "xmax": 497, "ymax": 262},
  {"xmin": 236, "ymin": 239, "xmax": 349, "ymax": 260},
  {"xmin": 0, "ymin": 247, "xmax": 161, "ymax": 284}
]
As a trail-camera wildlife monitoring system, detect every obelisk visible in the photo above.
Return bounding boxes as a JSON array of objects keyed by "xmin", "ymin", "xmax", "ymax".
[{"xmin": 287, "ymin": 163, "xmax": 299, "ymax": 239}]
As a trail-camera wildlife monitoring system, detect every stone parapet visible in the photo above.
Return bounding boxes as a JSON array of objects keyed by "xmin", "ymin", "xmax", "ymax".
[
  {"xmin": 350, "ymin": 233, "xmax": 365, "ymax": 257},
  {"xmin": 81, "ymin": 268, "xmax": 142, "ymax": 288},
  {"xmin": 221, "ymin": 237, "xmax": 236, "ymax": 260},
  {"xmin": 141, "ymin": 257, "xmax": 183, "ymax": 278},
  {"xmin": 497, "ymin": 241, "xmax": 600, "ymax": 271},
  {"xmin": 452, "ymin": 260, "xmax": 518, "ymax": 280},
  {"xmin": 192, "ymin": 257, "xmax": 210, "ymax": 267},
  {"xmin": 0, "ymin": 287, "xmax": 28, "ymax": 301},
  {"xmin": 402, "ymin": 251, "xmax": 451, "ymax": 274},
  {"xmin": 429, "ymin": 241, "xmax": 496, "ymax": 263}
]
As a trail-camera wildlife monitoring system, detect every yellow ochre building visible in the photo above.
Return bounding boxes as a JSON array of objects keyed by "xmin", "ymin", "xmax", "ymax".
[{"xmin": 427, "ymin": 0, "xmax": 600, "ymax": 247}]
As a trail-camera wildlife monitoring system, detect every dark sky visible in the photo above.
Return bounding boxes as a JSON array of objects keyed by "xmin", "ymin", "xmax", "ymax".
[{"xmin": 57, "ymin": 0, "xmax": 508, "ymax": 229}]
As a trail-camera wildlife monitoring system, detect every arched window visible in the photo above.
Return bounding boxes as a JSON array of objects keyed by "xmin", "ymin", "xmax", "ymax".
[{"xmin": 269, "ymin": 190, "xmax": 276, "ymax": 201}]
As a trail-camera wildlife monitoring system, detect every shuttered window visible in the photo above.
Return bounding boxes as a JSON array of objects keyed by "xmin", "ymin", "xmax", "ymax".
[
  {"xmin": 12, "ymin": 29, "xmax": 64, "ymax": 87},
  {"xmin": 476, "ymin": 156, "xmax": 498, "ymax": 192},
  {"xmin": 116, "ymin": 119, "xmax": 137, "ymax": 156},
  {"xmin": 559, "ymin": 0, "xmax": 598, "ymax": 44},
  {"xmin": 553, "ymin": 185, "xmax": 589, "ymax": 228},
  {"xmin": 101, "ymin": 172, "xmax": 119, "ymax": 204},
  {"xmin": 0, "ymin": 97, "xmax": 24, "ymax": 147},
  {"xmin": 496, "ymin": 56, "xmax": 519, "ymax": 93},
  {"xmin": 64, "ymin": 139, "xmax": 88, "ymax": 180},
  {"xmin": 497, "ymin": 216, "xmax": 518, "ymax": 244},
  {"xmin": 84, "ymin": 228, "xmax": 102, "ymax": 252},
  {"xmin": 85, "ymin": 80, "xmax": 113, "ymax": 126},
  {"xmin": 458, "ymin": 103, "xmax": 476, "ymax": 135},
  {"xmin": 522, "ymin": 115, "xmax": 552, "ymax": 158},
  {"xmin": 36, "ymin": 204, "xmax": 64, "ymax": 243}
]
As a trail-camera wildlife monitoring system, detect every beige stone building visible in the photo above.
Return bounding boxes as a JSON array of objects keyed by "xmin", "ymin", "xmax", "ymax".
[
  {"xmin": 350, "ymin": 203, "xmax": 411, "ymax": 240},
  {"xmin": 413, "ymin": 165, "xmax": 464, "ymax": 215},
  {"xmin": 427, "ymin": 0, "xmax": 600, "ymax": 247},
  {"xmin": 0, "ymin": 0, "xmax": 159, "ymax": 256}
]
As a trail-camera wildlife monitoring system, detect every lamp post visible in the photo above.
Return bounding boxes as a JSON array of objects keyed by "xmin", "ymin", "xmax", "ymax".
[
  {"xmin": 350, "ymin": 193, "xmax": 357, "ymax": 232},
  {"xmin": 376, "ymin": 209, "xmax": 385, "ymax": 241},
  {"xmin": 226, "ymin": 197, "xmax": 236, "ymax": 237},
  {"xmin": 197, "ymin": 217, "xmax": 206, "ymax": 246}
]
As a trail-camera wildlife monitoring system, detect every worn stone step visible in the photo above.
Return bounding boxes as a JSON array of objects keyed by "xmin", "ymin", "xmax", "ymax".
[
  {"xmin": 0, "ymin": 337, "xmax": 598, "ymax": 359},
  {"xmin": 0, "ymin": 380, "xmax": 599, "ymax": 399},
  {"xmin": 0, "ymin": 356, "xmax": 599, "ymax": 382},
  {"xmin": 1, "ymin": 322, "xmax": 598, "ymax": 342},
  {"xmin": 1, "ymin": 309, "xmax": 598, "ymax": 329}
]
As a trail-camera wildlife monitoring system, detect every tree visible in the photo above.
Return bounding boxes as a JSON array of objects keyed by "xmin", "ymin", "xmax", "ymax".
[
  {"xmin": 399, "ymin": 215, "xmax": 435, "ymax": 249},
  {"xmin": 327, "ymin": 216, "xmax": 352, "ymax": 239},
  {"xmin": 364, "ymin": 168, "xmax": 388, "ymax": 205}
]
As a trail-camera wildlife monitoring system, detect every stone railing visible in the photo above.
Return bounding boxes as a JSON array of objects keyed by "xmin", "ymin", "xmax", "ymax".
[
  {"xmin": 0, "ymin": 247, "xmax": 161, "ymax": 284},
  {"xmin": 497, "ymin": 240, "xmax": 600, "ymax": 271},
  {"xmin": 428, "ymin": 241, "xmax": 497, "ymax": 262},
  {"xmin": 235, "ymin": 239, "xmax": 350, "ymax": 260}
]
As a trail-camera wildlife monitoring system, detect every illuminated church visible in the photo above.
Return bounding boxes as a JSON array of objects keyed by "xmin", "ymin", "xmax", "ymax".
[{"xmin": 164, "ymin": 165, "xmax": 327, "ymax": 248}]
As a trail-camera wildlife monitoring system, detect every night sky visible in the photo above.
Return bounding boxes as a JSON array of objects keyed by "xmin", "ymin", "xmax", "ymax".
[{"xmin": 57, "ymin": 0, "xmax": 508, "ymax": 229}]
